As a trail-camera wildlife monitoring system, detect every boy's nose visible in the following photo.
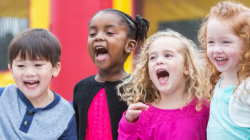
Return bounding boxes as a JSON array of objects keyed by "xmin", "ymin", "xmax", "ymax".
[{"xmin": 24, "ymin": 69, "xmax": 36, "ymax": 77}]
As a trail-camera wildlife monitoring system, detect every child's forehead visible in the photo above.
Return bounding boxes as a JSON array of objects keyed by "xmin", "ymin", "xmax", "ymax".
[
  {"xmin": 90, "ymin": 11, "xmax": 122, "ymax": 25},
  {"xmin": 14, "ymin": 53, "xmax": 45, "ymax": 61},
  {"xmin": 151, "ymin": 36, "xmax": 181, "ymax": 47},
  {"xmin": 95, "ymin": 11, "xmax": 119, "ymax": 18},
  {"xmin": 148, "ymin": 37, "xmax": 183, "ymax": 52}
]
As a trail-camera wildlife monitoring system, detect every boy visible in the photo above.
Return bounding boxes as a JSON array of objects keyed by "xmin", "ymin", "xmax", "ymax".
[{"xmin": 0, "ymin": 28, "xmax": 77, "ymax": 140}]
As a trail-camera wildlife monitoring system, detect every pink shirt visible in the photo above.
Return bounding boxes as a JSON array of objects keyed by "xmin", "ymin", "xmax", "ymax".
[
  {"xmin": 118, "ymin": 99, "xmax": 209, "ymax": 140},
  {"xmin": 85, "ymin": 88, "xmax": 113, "ymax": 140}
]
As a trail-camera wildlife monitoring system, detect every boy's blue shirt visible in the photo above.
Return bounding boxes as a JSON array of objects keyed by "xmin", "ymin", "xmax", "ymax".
[
  {"xmin": 0, "ymin": 84, "xmax": 77, "ymax": 140},
  {"xmin": 0, "ymin": 87, "xmax": 4, "ymax": 96}
]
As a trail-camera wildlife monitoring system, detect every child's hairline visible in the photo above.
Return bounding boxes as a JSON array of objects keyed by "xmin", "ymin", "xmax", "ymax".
[
  {"xmin": 88, "ymin": 10, "xmax": 138, "ymax": 41},
  {"xmin": 88, "ymin": 15, "xmax": 134, "ymax": 40},
  {"xmin": 145, "ymin": 32, "xmax": 191, "ymax": 58},
  {"xmin": 9, "ymin": 52, "xmax": 57, "ymax": 67},
  {"xmin": 200, "ymin": 10, "xmax": 249, "ymax": 59},
  {"xmin": 88, "ymin": 11, "xmax": 126, "ymax": 29},
  {"xmin": 8, "ymin": 28, "xmax": 61, "ymax": 68}
]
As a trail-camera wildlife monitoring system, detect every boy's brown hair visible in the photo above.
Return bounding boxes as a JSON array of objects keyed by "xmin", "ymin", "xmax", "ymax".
[{"xmin": 8, "ymin": 28, "xmax": 61, "ymax": 67}]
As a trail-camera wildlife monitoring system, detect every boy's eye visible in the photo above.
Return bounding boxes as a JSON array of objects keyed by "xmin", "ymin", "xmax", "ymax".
[
  {"xmin": 223, "ymin": 41, "xmax": 231, "ymax": 44},
  {"xmin": 17, "ymin": 65, "xmax": 25, "ymax": 67},
  {"xmin": 207, "ymin": 41, "xmax": 214, "ymax": 44},
  {"xmin": 165, "ymin": 54, "xmax": 172, "ymax": 57},
  {"xmin": 35, "ymin": 64, "xmax": 42, "ymax": 67}
]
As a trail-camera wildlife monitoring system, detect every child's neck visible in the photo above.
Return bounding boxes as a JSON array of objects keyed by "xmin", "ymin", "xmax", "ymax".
[
  {"xmin": 95, "ymin": 69, "xmax": 129, "ymax": 82},
  {"xmin": 28, "ymin": 90, "xmax": 55, "ymax": 108},
  {"xmin": 152, "ymin": 91, "xmax": 193, "ymax": 110},
  {"xmin": 220, "ymin": 72, "xmax": 238, "ymax": 89}
]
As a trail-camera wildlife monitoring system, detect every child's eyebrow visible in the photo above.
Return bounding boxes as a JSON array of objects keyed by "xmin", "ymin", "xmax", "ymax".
[
  {"xmin": 149, "ymin": 49, "xmax": 174, "ymax": 55},
  {"xmin": 88, "ymin": 25, "xmax": 118, "ymax": 30},
  {"xmin": 105, "ymin": 25, "xmax": 118, "ymax": 29},
  {"xmin": 89, "ymin": 26, "xmax": 96, "ymax": 30}
]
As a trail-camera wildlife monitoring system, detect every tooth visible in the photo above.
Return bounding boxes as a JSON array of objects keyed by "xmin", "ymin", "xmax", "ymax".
[
  {"xmin": 96, "ymin": 46, "xmax": 103, "ymax": 50},
  {"xmin": 216, "ymin": 58, "xmax": 226, "ymax": 61},
  {"xmin": 26, "ymin": 83, "xmax": 38, "ymax": 87},
  {"xmin": 157, "ymin": 70, "xmax": 164, "ymax": 73}
]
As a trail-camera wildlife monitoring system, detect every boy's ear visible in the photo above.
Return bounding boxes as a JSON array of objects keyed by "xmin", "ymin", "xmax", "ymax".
[
  {"xmin": 8, "ymin": 64, "xmax": 13, "ymax": 75},
  {"xmin": 125, "ymin": 39, "xmax": 137, "ymax": 53},
  {"xmin": 52, "ymin": 62, "xmax": 61, "ymax": 77}
]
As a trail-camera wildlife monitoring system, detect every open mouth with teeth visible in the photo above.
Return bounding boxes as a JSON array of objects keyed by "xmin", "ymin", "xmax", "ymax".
[
  {"xmin": 24, "ymin": 81, "xmax": 39, "ymax": 88},
  {"xmin": 156, "ymin": 69, "xmax": 169, "ymax": 83},
  {"xmin": 216, "ymin": 57, "xmax": 228, "ymax": 62},
  {"xmin": 215, "ymin": 57, "xmax": 228, "ymax": 65},
  {"xmin": 95, "ymin": 46, "xmax": 108, "ymax": 61}
]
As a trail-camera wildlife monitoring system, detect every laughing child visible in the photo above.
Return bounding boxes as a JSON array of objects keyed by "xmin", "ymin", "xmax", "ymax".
[
  {"xmin": 118, "ymin": 29, "xmax": 211, "ymax": 140},
  {"xmin": 0, "ymin": 28, "xmax": 77, "ymax": 140},
  {"xmin": 73, "ymin": 9, "xmax": 150, "ymax": 140}
]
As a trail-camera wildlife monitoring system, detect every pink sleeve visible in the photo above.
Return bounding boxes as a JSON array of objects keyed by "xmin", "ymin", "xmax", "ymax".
[{"xmin": 118, "ymin": 112, "xmax": 139, "ymax": 140}]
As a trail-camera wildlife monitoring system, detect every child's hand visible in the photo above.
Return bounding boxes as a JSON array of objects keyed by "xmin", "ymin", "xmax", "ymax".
[{"xmin": 125, "ymin": 102, "xmax": 149, "ymax": 123}]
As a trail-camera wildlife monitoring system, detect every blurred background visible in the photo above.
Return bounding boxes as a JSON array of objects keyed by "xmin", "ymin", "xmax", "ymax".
[{"xmin": 1, "ymin": 0, "xmax": 249, "ymax": 102}]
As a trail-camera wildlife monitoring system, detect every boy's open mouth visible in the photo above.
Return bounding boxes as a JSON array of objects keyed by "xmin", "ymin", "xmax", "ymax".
[
  {"xmin": 24, "ymin": 81, "xmax": 39, "ymax": 88},
  {"xmin": 156, "ymin": 69, "xmax": 169, "ymax": 83},
  {"xmin": 95, "ymin": 46, "xmax": 108, "ymax": 60}
]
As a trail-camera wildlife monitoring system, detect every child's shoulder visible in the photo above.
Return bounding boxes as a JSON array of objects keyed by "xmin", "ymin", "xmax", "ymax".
[
  {"xmin": 202, "ymin": 98, "xmax": 210, "ymax": 107},
  {"xmin": 0, "ymin": 87, "xmax": 5, "ymax": 96},
  {"xmin": 0, "ymin": 84, "xmax": 18, "ymax": 110},
  {"xmin": 197, "ymin": 98, "xmax": 210, "ymax": 116},
  {"xmin": 74, "ymin": 75, "xmax": 96, "ymax": 92},
  {"xmin": 229, "ymin": 77, "xmax": 250, "ymax": 127},
  {"xmin": 75, "ymin": 75, "xmax": 95, "ymax": 86},
  {"xmin": 0, "ymin": 84, "xmax": 18, "ymax": 97},
  {"xmin": 54, "ymin": 93, "xmax": 74, "ymax": 113}
]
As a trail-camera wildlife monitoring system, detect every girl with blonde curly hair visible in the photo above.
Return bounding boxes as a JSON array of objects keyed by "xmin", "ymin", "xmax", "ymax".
[
  {"xmin": 118, "ymin": 29, "xmax": 211, "ymax": 140},
  {"xmin": 198, "ymin": 1, "xmax": 250, "ymax": 139}
]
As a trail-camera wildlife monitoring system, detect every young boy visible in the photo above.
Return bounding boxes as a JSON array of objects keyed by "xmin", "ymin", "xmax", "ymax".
[{"xmin": 0, "ymin": 28, "xmax": 77, "ymax": 140}]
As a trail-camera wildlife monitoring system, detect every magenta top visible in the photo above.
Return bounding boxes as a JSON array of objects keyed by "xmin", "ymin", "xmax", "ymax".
[
  {"xmin": 118, "ymin": 99, "xmax": 210, "ymax": 140},
  {"xmin": 85, "ymin": 88, "xmax": 113, "ymax": 140}
]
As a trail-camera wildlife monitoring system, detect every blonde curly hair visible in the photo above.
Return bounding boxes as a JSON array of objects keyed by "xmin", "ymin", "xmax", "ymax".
[
  {"xmin": 198, "ymin": 1, "xmax": 250, "ymax": 86},
  {"xmin": 118, "ymin": 29, "xmax": 211, "ymax": 110}
]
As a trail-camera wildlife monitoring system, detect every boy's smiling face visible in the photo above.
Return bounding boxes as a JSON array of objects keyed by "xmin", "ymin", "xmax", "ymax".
[
  {"xmin": 87, "ymin": 11, "xmax": 131, "ymax": 71},
  {"xmin": 9, "ymin": 54, "xmax": 61, "ymax": 102}
]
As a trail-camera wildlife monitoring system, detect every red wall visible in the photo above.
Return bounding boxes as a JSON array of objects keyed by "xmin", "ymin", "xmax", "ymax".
[{"xmin": 50, "ymin": 0, "xmax": 112, "ymax": 101}]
